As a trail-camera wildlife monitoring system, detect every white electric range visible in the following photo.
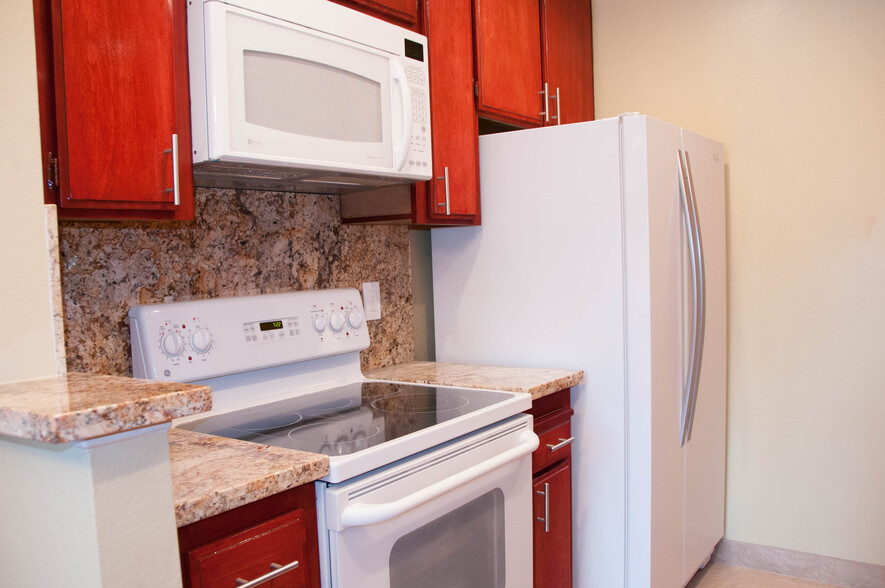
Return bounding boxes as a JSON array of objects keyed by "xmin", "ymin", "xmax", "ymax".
[{"xmin": 130, "ymin": 288, "xmax": 536, "ymax": 588}]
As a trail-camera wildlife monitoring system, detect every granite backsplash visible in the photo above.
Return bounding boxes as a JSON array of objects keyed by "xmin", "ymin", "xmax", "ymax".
[{"xmin": 58, "ymin": 188, "xmax": 414, "ymax": 376}]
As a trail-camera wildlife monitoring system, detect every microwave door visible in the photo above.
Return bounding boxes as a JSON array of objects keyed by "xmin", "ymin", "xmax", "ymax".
[{"xmin": 203, "ymin": 3, "xmax": 396, "ymax": 174}]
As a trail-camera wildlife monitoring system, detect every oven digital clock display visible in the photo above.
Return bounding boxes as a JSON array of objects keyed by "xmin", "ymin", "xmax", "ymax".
[{"xmin": 243, "ymin": 317, "xmax": 301, "ymax": 345}]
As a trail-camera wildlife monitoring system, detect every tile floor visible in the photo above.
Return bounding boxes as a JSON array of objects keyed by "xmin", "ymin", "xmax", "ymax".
[{"xmin": 687, "ymin": 563, "xmax": 842, "ymax": 587}]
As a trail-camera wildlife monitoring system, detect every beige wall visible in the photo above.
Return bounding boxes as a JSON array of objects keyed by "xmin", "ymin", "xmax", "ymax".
[
  {"xmin": 1, "ymin": 431, "xmax": 183, "ymax": 586},
  {"xmin": 593, "ymin": 0, "xmax": 885, "ymax": 565},
  {"xmin": 0, "ymin": 0, "xmax": 57, "ymax": 383}
]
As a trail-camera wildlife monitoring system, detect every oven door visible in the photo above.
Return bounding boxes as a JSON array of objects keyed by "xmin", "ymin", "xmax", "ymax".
[
  {"xmin": 200, "ymin": 2, "xmax": 409, "ymax": 175},
  {"xmin": 318, "ymin": 414, "xmax": 538, "ymax": 588}
]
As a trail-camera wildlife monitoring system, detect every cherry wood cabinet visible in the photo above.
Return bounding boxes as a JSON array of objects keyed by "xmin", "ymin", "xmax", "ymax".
[
  {"xmin": 33, "ymin": 0, "xmax": 194, "ymax": 220},
  {"xmin": 177, "ymin": 485, "xmax": 321, "ymax": 588},
  {"xmin": 331, "ymin": 0, "xmax": 421, "ymax": 29},
  {"xmin": 474, "ymin": 0, "xmax": 544, "ymax": 127},
  {"xmin": 542, "ymin": 0, "xmax": 595, "ymax": 124},
  {"xmin": 416, "ymin": 0, "xmax": 481, "ymax": 225},
  {"xmin": 527, "ymin": 388, "xmax": 574, "ymax": 588},
  {"xmin": 533, "ymin": 460, "xmax": 573, "ymax": 587},
  {"xmin": 474, "ymin": 0, "xmax": 593, "ymax": 128}
]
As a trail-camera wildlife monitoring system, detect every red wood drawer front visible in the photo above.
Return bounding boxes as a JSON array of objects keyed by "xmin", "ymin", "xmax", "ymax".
[
  {"xmin": 533, "ymin": 419, "xmax": 573, "ymax": 474},
  {"xmin": 527, "ymin": 388, "xmax": 572, "ymax": 423},
  {"xmin": 186, "ymin": 509, "xmax": 307, "ymax": 588}
]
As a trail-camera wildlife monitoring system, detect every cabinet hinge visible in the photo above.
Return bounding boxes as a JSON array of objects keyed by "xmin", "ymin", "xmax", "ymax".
[
  {"xmin": 474, "ymin": 80, "xmax": 478, "ymax": 97},
  {"xmin": 47, "ymin": 152, "xmax": 59, "ymax": 191}
]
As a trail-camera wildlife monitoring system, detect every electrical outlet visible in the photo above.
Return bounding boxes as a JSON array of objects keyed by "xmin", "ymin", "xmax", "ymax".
[{"xmin": 362, "ymin": 282, "xmax": 381, "ymax": 320}]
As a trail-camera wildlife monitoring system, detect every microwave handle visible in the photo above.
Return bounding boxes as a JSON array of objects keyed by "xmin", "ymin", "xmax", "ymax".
[{"xmin": 390, "ymin": 60, "xmax": 413, "ymax": 172}]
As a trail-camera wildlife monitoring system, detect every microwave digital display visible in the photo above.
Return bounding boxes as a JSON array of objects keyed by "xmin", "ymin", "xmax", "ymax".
[{"xmin": 404, "ymin": 39, "xmax": 424, "ymax": 62}]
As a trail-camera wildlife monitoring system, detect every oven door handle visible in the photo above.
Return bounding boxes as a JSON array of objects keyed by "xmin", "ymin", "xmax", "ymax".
[{"xmin": 339, "ymin": 431, "xmax": 539, "ymax": 528}]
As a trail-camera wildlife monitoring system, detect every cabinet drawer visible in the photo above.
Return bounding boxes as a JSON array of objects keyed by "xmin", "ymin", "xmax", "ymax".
[
  {"xmin": 185, "ymin": 510, "xmax": 307, "ymax": 588},
  {"xmin": 533, "ymin": 420, "xmax": 573, "ymax": 474}
]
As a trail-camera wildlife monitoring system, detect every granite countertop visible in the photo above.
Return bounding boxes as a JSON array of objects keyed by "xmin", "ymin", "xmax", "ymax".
[
  {"xmin": 0, "ymin": 373, "xmax": 211, "ymax": 444},
  {"xmin": 168, "ymin": 428, "xmax": 329, "ymax": 527},
  {"xmin": 364, "ymin": 361, "xmax": 584, "ymax": 400}
]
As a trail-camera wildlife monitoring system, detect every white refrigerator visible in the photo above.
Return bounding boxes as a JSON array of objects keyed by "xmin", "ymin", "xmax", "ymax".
[{"xmin": 430, "ymin": 115, "xmax": 726, "ymax": 588}]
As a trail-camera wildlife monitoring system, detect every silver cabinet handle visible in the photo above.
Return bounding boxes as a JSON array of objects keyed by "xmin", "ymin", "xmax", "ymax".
[
  {"xmin": 235, "ymin": 560, "xmax": 299, "ymax": 588},
  {"xmin": 536, "ymin": 482, "xmax": 550, "ymax": 533},
  {"xmin": 163, "ymin": 134, "xmax": 181, "ymax": 206},
  {"xmin": 436, "ymin": 166, "xmax": 450, "ymax": 215},
  {"xmin": 539, "ymin": 82, "xmax": 550, "ymax": 122},
  {"xmin": 551, "ymin": 87, "xmax": 561, "ymax": 124},
  {"xmin": 546, "ymin": 436, "xmax": 574, "ymax": 452},
  {"xmin": 677, "ymin": 149, "xmax": 706, "ymax": 446}
]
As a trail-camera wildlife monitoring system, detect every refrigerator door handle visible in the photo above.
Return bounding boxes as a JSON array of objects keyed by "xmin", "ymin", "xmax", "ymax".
[
  {"xmin": 678, "ymin": 149, "xmax": 706, "ymax": 446},
  {"xmin": 685, "ymin": 150, "xmax": 707, "ymax": 442}
]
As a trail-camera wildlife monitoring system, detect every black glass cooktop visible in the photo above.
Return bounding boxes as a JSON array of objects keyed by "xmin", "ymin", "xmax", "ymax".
[{"xmin": 178, "ymin": 381, "xmax": 513, "ymax": 457}]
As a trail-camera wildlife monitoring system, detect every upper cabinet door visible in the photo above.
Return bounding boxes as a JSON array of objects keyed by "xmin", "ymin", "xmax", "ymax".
[
  {"xmin": 474, "ymin": 0, "xmax": 544, "ymax": 127},
  {"xmin": 542, "ymin": 0, "xmax": 594, "ymax": 125},
  {"xmin": 421, "ymin": 0, "xmax": 480, "ymax": 223},
  {"xmin": 38, "ymin": 0, "xmax": 193, "ymax": 219}
]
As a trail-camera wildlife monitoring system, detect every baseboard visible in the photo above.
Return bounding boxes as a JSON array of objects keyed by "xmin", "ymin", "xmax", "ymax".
[{"xmin": 712, "ymin": 538, "xmax": 885, "ymax": 588}]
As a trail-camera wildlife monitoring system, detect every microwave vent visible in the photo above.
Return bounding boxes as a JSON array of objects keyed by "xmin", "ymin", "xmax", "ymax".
[{"xmin": 192, "ymin": 161, "xmax": 418, "ymax": 195}]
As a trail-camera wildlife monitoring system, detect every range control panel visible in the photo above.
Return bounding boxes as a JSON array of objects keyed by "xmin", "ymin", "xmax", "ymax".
[{"xmin": 129, "ymin": 288, "xmax": 369, "ymax": 382}]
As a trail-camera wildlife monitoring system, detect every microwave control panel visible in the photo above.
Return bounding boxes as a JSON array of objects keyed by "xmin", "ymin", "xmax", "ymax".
[{"xmin": 404, "ymin": 63, "xmax": 431, "ymax": 176}]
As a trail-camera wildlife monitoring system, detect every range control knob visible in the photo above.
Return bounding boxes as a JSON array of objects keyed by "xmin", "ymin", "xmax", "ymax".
[
  {"xmin": 329, "ymin": 311, "xmax": 346, "ymax": 333},
  {"xmin": 347, "ymin": 309, "xmax": 364, "ymax": 329},
  {"xmin": 312, "ymin": 315, "xmax": 327, "ymax": 333},
  {"xmin": 160, "ymin": 331, "xmax": 185, "ymax": 358},
  {"xmin": 190, "ymin": 328, "xmax": 213, "ymax": 354}
]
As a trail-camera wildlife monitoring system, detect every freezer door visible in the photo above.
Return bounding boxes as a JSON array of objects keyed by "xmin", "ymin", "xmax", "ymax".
[{"xmin": 680, "ymin": 129, "xmax": 727, "ymax": 585}]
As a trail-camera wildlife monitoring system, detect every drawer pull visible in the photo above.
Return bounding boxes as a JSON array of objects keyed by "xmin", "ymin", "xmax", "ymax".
[
  {"xmin": 235, "ymin": 560, "xmax": 299, "ymax": 588},
  {"xmin": 546, "ymin": 437, "xmax": 575, "ymax": 452}
]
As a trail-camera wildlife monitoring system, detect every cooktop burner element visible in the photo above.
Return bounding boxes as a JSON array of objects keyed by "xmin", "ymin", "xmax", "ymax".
[
  {"xmin": 177, "ymin": 381, "xmax": 515, "ymax": 459},
  {"xmin": 371, "ymin": 391, "xmax": 471, "ymax": 413}
]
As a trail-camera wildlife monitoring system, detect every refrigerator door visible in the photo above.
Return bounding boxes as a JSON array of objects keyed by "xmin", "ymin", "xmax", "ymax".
[
  {"xmin": 621, "ymin": 116, "xmax": 687, "ymax": 588},
  {"xmin": 680, "ymin": 129, "xmax": 726, "ymax": 585},
  {"xmin": 432, "ymin": 118, "xmax": 627, "ymax": 588}
]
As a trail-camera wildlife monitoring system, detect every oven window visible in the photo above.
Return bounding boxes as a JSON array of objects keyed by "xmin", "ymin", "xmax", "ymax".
[
  {"xmin": 243, "ymin": 50, "xmax": 383, "ymax": 143},
  {"xmin": 389, "ymin": 489, "xmax": 505, "ymax": 588}
]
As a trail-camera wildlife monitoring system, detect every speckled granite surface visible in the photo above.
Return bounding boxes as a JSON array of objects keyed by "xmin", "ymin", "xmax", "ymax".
[
  {"xmin": 168, "ymin": 428, "xmax": 329, "ymax": 527},
  {"xmin": 58, "ymin": 189, "xmax": 414, "ymax": 377},
  {"xmin": 44, "ymin": 204, "xmax": 67, "ymax": 376},
  {"xmin": 0, "ymin": 373, "xmax": 211, "ymax": 444},
  {"xmin": 365, "ymin": 361, "xmax": 584, "ymax": 400}
]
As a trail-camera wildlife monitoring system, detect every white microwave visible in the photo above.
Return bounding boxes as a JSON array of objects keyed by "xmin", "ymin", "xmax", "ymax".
[{"xmin": 187, "ymin": 0, "xmax": 432, "ymax": 193}]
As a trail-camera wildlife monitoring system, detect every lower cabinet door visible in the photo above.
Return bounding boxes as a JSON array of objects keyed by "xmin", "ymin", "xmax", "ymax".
[
  {"xmin": 184, "ymin": 509, "xmax": 307, "ymax": 588},
  {"xmin": 532, "ymin": 460, "xmax": 573, "ymax": 588}
]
